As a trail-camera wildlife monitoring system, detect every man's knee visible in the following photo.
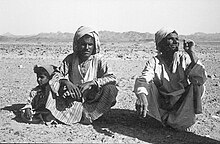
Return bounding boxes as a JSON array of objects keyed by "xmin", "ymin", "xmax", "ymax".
[{"xmin": 102, "ymin": 84, "xmax": 118, "ymax": 96}]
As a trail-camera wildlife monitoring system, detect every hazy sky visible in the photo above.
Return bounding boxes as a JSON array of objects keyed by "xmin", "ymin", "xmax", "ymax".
[{"xmin": 0, "ymin": 0, "xmax": 220, "ymax": 35}]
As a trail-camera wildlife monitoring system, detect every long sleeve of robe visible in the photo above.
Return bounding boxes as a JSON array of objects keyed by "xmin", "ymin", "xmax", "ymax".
[
  {"xmin": 134, "ymin": 51, "xmax": 207, "ymax": 130},
  {"xmin": 45, "ymin": 53, "xmax": 118, "ymax": 125}
]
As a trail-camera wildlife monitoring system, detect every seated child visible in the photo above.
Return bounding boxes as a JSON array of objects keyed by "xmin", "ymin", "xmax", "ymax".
[
  {"xmin": 21, "ymin": 63, "xmax": 113, "ymax": 125},
  {"xmin": 20, "ymin": 65, "xmax": 59, "ymax": 124}
]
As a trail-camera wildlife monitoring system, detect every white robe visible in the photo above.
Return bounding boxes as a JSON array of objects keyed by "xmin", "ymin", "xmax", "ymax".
[{"xmin": 134, "ymin": 51, "xmax": 207, "ymax": 130}]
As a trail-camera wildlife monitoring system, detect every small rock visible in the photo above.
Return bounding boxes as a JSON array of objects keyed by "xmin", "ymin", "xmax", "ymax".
[
  {"xmin": 205, "ymin": 135, "xmax": 210, "ymax": 138},
  {"xmin": 101, "ymin": 137, "xmax": 105, "ymax": 143},
  {"xmin": 18, "ymin": 65, "xmax": 23, "ymax": 68},
  {"xmin": 214, "ymin": 83, "xmax": 219, "ymax": 86},
  {"xmin": 166, "ymin": 135, "xmax": 171, "ymax": 138},
  {"xmin": 67, "ymin": 138, "xmax": 72, "ymax": 141},
  {"xmin": 212, "ymin": 115, "xmax": 220, "ymax": 120},
  {"xmin": 134, "ymin": 138, "xmax": 139, "ymax": 142},
  {"xmin": 208, "ymin": 74, "xmax": 219, "ymax": 80},
  {"xmin": 14, "ymin": 131, "xmax": 20, "ymax": 135},
  {"xmin": 117, "ymin": 55, "xmax": 123, "ymax": 58}
]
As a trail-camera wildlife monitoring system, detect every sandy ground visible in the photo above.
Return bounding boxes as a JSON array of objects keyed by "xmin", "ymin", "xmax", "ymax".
[{"xmin": 0, "ymin": 42, "xmax": 220, "ymax": 143}]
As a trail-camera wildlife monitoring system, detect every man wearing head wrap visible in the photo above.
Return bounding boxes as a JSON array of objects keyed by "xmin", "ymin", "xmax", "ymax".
[
  {"xmin": 134, "ymin": 28, "xmax": 207, "ymax": 130},
  {"xmin": 46, "ymin": 26, "xmax": 118, "ymax": 125}
]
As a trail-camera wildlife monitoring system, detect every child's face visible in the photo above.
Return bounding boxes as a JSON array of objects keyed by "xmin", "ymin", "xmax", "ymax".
[{"xmin": 37, "ymin": 74, "xmax": 49, "ymax": 86}]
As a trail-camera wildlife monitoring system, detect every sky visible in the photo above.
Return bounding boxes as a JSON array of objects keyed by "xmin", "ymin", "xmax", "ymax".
[{"xmin": 0, "ymin": 0, "xmax": 220, "ymax": 35}]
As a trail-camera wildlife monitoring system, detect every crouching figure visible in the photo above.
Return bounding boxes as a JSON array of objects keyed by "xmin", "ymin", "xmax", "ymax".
[{"xmin": 134, "ymin": 28, "xmax": 207, "ymax": 130}]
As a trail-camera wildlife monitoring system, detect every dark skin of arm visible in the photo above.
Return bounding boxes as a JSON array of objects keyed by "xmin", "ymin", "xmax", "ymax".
[
  {"xmin": 60, "ymin": 79, "xmax": 82, "ymax": 101},
  {"xmin": 60, "ymin": 79, "xmax": 97, "ymax": 102},
  {"xmin": 136, "ymin": 93, "xmax": 149, "ymax": 117},
  {"xmin": 183, "ymin": 39, "xmax": 198, "ymax": 65}
]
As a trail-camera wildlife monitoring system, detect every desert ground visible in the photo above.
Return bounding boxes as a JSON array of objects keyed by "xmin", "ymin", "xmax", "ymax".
[{"xmin": 0, "ymin": 41, "xmax": 220, "ymax": 143}]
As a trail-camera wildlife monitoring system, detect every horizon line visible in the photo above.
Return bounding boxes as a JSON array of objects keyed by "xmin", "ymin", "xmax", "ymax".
[{"xmin": 2, "ymin": 30, "xmax": 220, "ymax": 36}]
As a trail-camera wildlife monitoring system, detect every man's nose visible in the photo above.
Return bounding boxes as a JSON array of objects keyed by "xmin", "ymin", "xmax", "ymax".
[
  {"xmin": 85, "ymin": 44, "xmax": 89, "ymax": 49},
  {"xmin": 173, "ymin": 39, "xmax": 178, "ymax": 44}
]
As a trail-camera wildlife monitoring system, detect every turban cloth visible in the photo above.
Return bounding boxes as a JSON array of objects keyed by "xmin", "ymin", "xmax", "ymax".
[
  {"xmin": 73, "ymin": 26, "xmax": 100, "ymax": 54},
  {"xmin": 155, "ymin": 28, "xmax": 178, "ymax": 52},
  {"xmin": 34, "ymin": 65, "xmax": 56, "ymax": 77}
]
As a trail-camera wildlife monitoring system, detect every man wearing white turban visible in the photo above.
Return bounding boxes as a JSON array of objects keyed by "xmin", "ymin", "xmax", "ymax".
[
  {"xmin": 134, "ymin": 28, "xmax": 207, "ymax": 130},
  {"xmin": 46, "ymin": 26, "xmax": 118, "ymax": 125}
]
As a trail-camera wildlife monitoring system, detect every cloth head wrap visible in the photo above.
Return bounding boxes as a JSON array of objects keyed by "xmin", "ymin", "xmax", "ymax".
[
  {"xmin": 73, "ymin": 26, "xmax": 100, "ymax": 54},
  {"xmin": 34, "ymin": 65, "xmax": 55, "ymax": 77},
  {"xmin": 155, "ymin": 28, "xmax": 178, "ymax": 52}
]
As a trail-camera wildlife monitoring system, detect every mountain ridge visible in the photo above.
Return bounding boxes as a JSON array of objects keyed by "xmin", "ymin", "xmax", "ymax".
[{"xmin": 1, "ymin": 31, "xmax": 220, "ymax": 43}]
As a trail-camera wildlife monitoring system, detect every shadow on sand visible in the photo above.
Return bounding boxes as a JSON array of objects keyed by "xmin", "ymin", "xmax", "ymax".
[
  {"xmin": 92, "ymin": 108, "xmax": 219, "ymax": 144},
  {"xmin": 2, "ymin": 104, "xmax": 219, "ymax": 143},
  {"xmin": 1, "ymin": 103, "xmax": 26, "ymax": 123}
]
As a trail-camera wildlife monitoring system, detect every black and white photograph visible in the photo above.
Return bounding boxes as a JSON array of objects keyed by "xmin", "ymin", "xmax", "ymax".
[{"xmin": 0, "ymin": 0, "xmax": 220, "ymax": 143}]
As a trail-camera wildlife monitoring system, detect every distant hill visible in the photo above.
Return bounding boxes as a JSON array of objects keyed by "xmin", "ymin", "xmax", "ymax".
[
  {"xmin": 21, "ymin": 32, "xmax": 73, "ymax": 43},
  {"xmin": 99, "ymin": 31, "xmax": 154, "ymax": 42},
  {"xmin": 0, "ymin": 31, "xmax": 220, "ymax": 43},
  {"xmin": 2, "ymin": 32, "xmax": 16, "ymax": 37},
  {"xmin": 184, "ymin": 33, "xmax": 220, "ymax": 41}
]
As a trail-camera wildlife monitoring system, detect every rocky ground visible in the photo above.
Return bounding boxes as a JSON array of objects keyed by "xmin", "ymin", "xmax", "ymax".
[{"xmin": 0, "ymin": 41, "xmax": 220, "ymax": 143}]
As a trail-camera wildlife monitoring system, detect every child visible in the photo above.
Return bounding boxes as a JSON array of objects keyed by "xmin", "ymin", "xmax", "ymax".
[{"xmin": 20, "ymin": 65, "xmax": 59, "ymax": 124}]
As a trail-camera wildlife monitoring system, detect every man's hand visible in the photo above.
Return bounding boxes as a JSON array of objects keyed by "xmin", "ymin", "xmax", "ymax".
[
  {"xmin": 24, "ymin": 108, "xmax": 33, "ymax": 120},
  {"xmin": 183, "ymin": 39, "xmax": 198, "ymax": 65},
  {"xmin": 60, "ymin": 79, "xmax": 81, "ymax": 101},
  {"xmin": 79, "ymin": 81, "xmax": 96, "ymax": 94},
  {"xmin": 135, "ymin": 93, "xmax": 149, "ymax": 117},
  {"xmin": 183, "ymin": 39, "xmax": 195, "ymax": 54}
]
